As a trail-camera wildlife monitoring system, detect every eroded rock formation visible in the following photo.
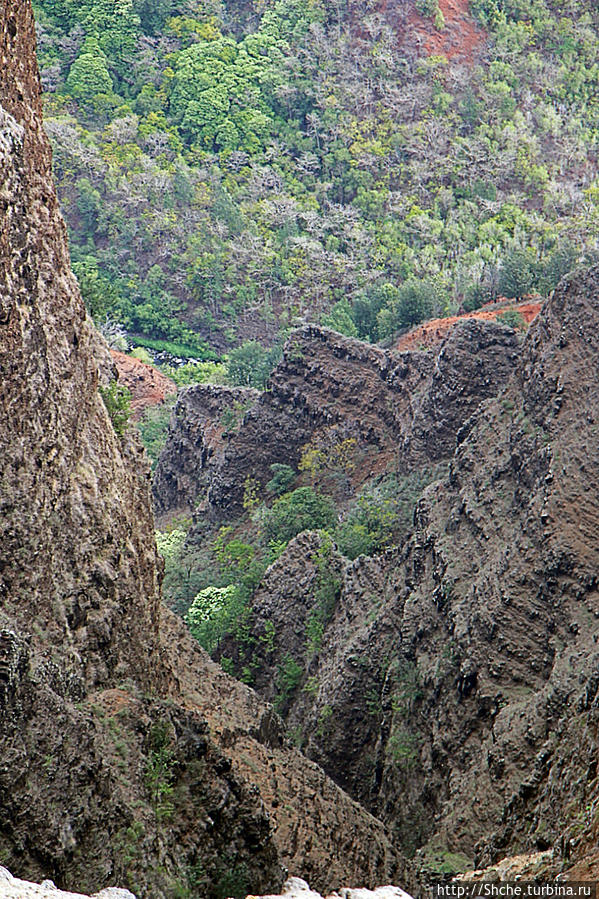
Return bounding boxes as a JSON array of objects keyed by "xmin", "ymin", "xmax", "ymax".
[
  {"xmin": 157, "ymin": 258, "xmax": 599, "ymax": 878},
  {"xmin": 216, "ymin": 269, "xmax": 599, "ymax": 876},
  {"xmin": 155, "ymin": 319, "xmax": 520, "ymax": 523},
  {"xmin": 0, "ymin": 2, "xmax": 409, "ymax": 895},
  {"xmin": 153, "ymin": 384, "xmax": 259, "ymax": 523}
]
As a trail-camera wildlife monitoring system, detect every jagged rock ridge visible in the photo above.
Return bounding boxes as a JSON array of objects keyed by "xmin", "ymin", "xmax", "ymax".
[
  {"xmin": 156, "ymin": 261, "xmax": 599, "ymax": 878},
  {"xmin": 155, "ymin": 318, "xmax": 520, "ymax": 523},
  {"xmin": 216, "ymin": 269, "xmax": 599, "ymax": 876}
]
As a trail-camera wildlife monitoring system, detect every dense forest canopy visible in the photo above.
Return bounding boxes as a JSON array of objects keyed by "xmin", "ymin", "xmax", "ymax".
[{"xmin": 33, "ymin": 0, "xmax": 599, "ymax": 358}]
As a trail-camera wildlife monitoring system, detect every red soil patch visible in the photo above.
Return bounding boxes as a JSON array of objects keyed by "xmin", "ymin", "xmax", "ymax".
[
  {"xmin": 394, "ymin": 298, "xmax": 543, "ymax": 352},
  {"xmin": 111, "ymin": 350, "xmax": 176, "ymax": 420},
  {"xmin": 405, "ymin": 0, "xmax": 486, "ymax": 61}
]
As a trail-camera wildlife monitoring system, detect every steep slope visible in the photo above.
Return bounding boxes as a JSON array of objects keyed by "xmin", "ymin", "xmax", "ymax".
[
  {"xmin": 155, "ymin": 320, "xmax": 520, "ymax": 523},
  {"xmin": 0, "ymin": 3, "xmax": 409, "ymax": 896},
  {"xmin": 167, "ymin": 266, "xmax": 599, "ymax": 877},
  {"xmin": 153, "ymin": 384, "xmax": 259, "ymax": 524},
  {"xmin": 394, "ymin": 301, "xmax": 542, "ymax": 353},
  {"xmin": 160, "ymin": 609, "xmax": 410, "ymax": 892},
  {"xmin": 226, "ymin": 268, "xmax": 599, "ymax": 873},
  {"xmin": 110, "ymin": 350, "xmax": 176, "ymax": 420},
  {"xmin": 0, "ymin": 2, "xmax": 279, "ymax": 893}
]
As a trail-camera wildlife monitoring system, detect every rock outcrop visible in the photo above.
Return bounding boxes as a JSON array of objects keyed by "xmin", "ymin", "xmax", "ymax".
[
  {"xmin": 221, "ymin": 268, "xmax": 599, "ymax": 875},
  {"xmin": 163, "ymin": 264, "xmax": 599, "ymax": 878},
  {"xmin": 0, "ymin": 867, "xmax": 135, "ymax": 899},
  {"xmin": 248, "ymin": 876, "xmax": 413, "ymax": 899},
  {"xmin": 153, "ymin": 384, "xmax": 259, "ymax": 523},
  {"xmin": 155, "ymin": 320, "xmax": 521, "ymax": 523},
  {"xmin": 160, "ymin": 608, "xmax": 411, "ymax": 893},
  {"xmin": 0, "ymin": 869, "xmax": 412, "ymax": 899},
  {"xmin": 0, "ymin": 2, "xmax": 410, "ymax": 896},
  {"xmin": 110, "ymin": 350, "xmax": 176, "ymax": 420}
]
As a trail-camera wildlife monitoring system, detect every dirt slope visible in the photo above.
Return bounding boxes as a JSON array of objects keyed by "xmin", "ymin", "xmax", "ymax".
[
  {"xmin": 110, "ymin": 350, "xmax": 175, "ymax": 420},
  {"xmin": 394, "ymin": 299, "xmax": 542, "ymax": 352}
]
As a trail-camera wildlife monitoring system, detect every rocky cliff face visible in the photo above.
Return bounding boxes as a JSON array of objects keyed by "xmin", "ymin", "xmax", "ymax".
[
  {"xmin": 156, "ymin": 260, "xmax": 599, "ymax": 878},
  {"xmin": 0, "ymin": 2, "xmax": 278, "ymax": 892},
  {"xmin": 215, "ymin": 269, "xmax": 599, "ymax": 877},
  {"xmin": 155, "ymin": 320, "xmax": 520, "ymax": 524},
  {"xmin": 153, "ymin": 384, "xmax": 259, "ymax": 523},
  {"xmin": 0, "ymin": 3, "xmax": 409, "ymax": 896}
]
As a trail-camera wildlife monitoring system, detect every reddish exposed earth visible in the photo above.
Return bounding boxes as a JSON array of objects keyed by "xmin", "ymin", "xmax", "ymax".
[
  {"xmin": 110, "ymin": 349, "xmax": 176, "ymax": 419},
  {"xmin": 403, "ymin": 0, "xmax": 486, "ymax": 61},
  {"xmin": 394, "ymin": 298, "xmax": 542, "ymax": 352}
]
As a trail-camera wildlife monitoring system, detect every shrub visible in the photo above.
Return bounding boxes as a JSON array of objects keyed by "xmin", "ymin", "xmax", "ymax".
[
  {"xmin": 130, "ymin": 347, "xmax": 153, "ymax": 364},
  {"xmin": 335, "ymin": 520, "xmax": 374, "ymax": 560},
  {"xmin": 220, "ymin": 398, "xmax": 254, "ymax": 435},
  {"xmin": 305, "ymin": 535, "xmax": 341, "ymax": 656},
  {"xmin": 159, "ymin": 361, "xmax": 227, "ymax": 386},
  {"xmin": 276, "ymin": 654, "xmax": 303, "ymax": 705},
  {"xmin": 185, "ymin": 585, "xmax": 237, "ymax": 653},
  {"xmin": 496, "ymin": 308, "xmax": 526, "ymax": 330},
  {"xmin": 377, "ymin": 278, "xmax": 446, "ymax": 338},
  {"xmin": 497, "ymin": 248, "xmax": 538, "ymax": 299},
  {"xmin": 99, "ymin": 380, "xmax": 131, "ymax": 437},
  {"xmin": 336, "ymin": 468, "xmax": 446, "ymax": 560},
  {"xmin": 263, "ymin": 487, "xmax": 337, "ymax": 544},
  {"xmin": 225, "ymin": 340, "xmax": 281, "ymax": 389},
  {"xmin": 145, "ymin": 721, "xmax": 175, "ymax": 820},
  {"xmin": 136, "ymin": 399, "xmax": 175, "ymax": 468},
  {"xmin": 266, "ymin": 463, "xmax": 297, "ymax": 496},
  {"xmin": 416, "ymin": 0, "xmax": 439, "ymax": 15}
]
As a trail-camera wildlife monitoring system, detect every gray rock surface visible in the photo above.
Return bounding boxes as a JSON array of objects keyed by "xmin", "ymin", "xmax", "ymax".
[
  {"xmin": 250, "ymin": 877, "xmax": 414, "ymax": 899},
  {"xmin": 0, "ymin": 868, "xmax": 135, "ymax": 898}
]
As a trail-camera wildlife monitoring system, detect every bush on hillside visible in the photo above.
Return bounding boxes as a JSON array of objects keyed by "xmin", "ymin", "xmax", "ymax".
[{"xmin": 263, "ymin": 487, "xmax": 337, "ymax": 544}]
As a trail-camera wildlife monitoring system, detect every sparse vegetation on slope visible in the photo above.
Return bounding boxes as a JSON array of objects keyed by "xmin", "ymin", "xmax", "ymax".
[{"xmin": 33, "ymin": 0, "xmax": 599, "ymax": 357}]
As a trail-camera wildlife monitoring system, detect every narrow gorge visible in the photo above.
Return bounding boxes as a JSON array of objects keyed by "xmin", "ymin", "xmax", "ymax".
[{"xmin": 4, "ymin": 0, "xmax": 599, "ymax": 896}]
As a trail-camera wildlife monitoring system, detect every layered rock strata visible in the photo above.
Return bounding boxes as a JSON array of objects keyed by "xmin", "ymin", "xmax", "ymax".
[
  {"xmin": 220, "ymin": 269, "xmax": 599, "ymax": 874},
  {"xmin": 155, "ymin": 319, "xmax": 521, "ymax": 523}
]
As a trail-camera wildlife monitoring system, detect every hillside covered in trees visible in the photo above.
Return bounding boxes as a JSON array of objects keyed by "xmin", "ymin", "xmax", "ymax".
[{"xmin": 34, "ymin": 0, "xmax": 599, "ymax": 363}]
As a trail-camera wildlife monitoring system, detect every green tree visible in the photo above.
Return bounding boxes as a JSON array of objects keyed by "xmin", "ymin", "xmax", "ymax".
[
  {"xmin": 75, "ymin": 0, "xmax": 140, "ymax": 77},
  {"xmin": 66, "ymin": 36, "xmax": 113, "ymax": 107},
  {"xmin": 497, "ymin": 247, "xmax": 538, "ymax": 299},
  {"xmin": 226, "ymin": 341, "xmax": 280, "ymax": 389},
  {"xmin": 321, "ymin": 298, "xmax": 358, "ymax": 337},
  {"xmin": 169, "ymin": 36, "xmax": 275, "ymax": 151},
  {"xmin": 73, "ymin": 258, "xmax": 120, "ymax": 321},
  {"xmin": 377, "ymin": 278, "xmax": 444, "ymax": 338},
  {"xmin": 99, "ymin": 380, "xmax": 132, "ymax": 437},
  {"xmin": 134, "ymin": 0, "xmax": 175, "ymax": 35},
  {"xmin": 266, "ymin": 463, "xmax": 297, "ymax": 496},
  {"xmin": 136, "ymin": 399, "xmax": 175, "ymax": 468},
  {"xmin": 263, "ymin": 487, "xmax": 337, "ymax": 544}
]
